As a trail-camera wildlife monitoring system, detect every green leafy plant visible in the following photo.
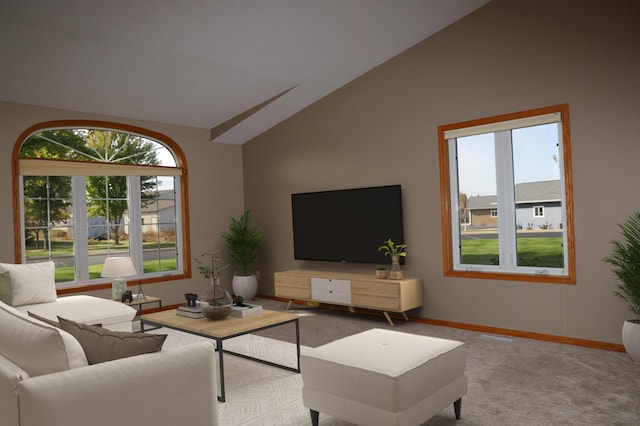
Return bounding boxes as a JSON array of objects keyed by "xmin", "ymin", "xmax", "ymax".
[
  {"xmin": 221, "ymin": 210, "xmax": 261, "ymax": 276},
  {"xmin": 603, "ymin": 212, "xmax": 640, "ymax": 319},
  {"xmin": 195, "ymin": 249, "xmax": 229, "ymax": 281},
  {"xmin": 378, "ymin": 238, "xmax": 407, "ymax": 258},
  {"xmin": 376, "ymin": 265, "xmax": 388, "ymax": 271}
]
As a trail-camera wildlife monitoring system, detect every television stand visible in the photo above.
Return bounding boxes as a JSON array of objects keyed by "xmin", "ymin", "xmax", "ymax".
[{"xmin": 274, "ymin": 270, "xmax": 423, "ymax": 326}]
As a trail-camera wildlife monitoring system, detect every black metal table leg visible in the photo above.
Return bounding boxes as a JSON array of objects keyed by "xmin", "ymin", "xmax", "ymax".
[{"xmin": 217, "ymin": 338, "xmax": 226, "ymax": 402}]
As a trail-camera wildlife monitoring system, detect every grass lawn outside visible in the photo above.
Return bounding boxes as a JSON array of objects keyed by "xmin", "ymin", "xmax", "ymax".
[
  {"xmin": 25, "ymin": 240, "xmax": 178, "ymax": 283},
  {"xmin": 461, "ymin": 237, "xmax": 564, "ymax": 268}
]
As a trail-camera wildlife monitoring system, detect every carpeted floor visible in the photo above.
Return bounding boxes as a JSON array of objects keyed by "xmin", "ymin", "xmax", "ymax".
[{"xmin": 156, "ymin": 298, "xmax": 640, "ymax": 425}]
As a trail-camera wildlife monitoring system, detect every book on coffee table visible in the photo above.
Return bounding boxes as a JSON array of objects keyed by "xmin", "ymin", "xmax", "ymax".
[
  {"xmin": 230, "ymin": 303, "xmax": 263, "ymax": 318},
  {"xmin": 177, "ymin": 304, "xmax": 204, "ymax": 318}
]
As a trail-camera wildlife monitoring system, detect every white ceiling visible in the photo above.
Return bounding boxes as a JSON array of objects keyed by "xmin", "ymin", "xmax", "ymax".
[{"xmin": 0, "ymin": 0, "xmax": 489, "ymax": 144}]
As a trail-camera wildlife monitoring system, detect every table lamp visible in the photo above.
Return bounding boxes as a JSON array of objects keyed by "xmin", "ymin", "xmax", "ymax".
[{"xmin": 102, "ymin": 257, "xmax": 137, "ymax": 300}]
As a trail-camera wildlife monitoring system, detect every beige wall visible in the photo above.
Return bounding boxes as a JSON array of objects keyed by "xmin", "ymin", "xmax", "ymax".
[
  {"xmin": 0, "ymin": 102, "xmax": 244, "ymax": 307},
  {"xmin": 242, "ymin": 0, "xmax": 640, "ymax": 345}
]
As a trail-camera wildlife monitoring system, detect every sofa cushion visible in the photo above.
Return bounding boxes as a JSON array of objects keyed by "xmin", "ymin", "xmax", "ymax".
[
  {"xmin": 27, "ymin": 310, "xmax": 104, "ymax": 329},
  {"xmin": 0, "ymin": 301, "xmax": 88, "ymax": 376},
  {"xmin": 0, "ymin": 270, "xmax": 11, "ymax": 305},
  {"xmin": 57, "ymin": 317, "xmax": 167, "ymax": 364},
  {"xmin": 17, "ymin": 295, "xmax": 136, "ymax": 330},
  {"xmin": 0, "ymin": 261, "xmax": 57, "ymax": 306}
]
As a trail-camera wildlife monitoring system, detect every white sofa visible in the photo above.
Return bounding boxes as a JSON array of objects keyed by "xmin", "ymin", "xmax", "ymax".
[{"xmin": 0, "ymin": 261, "xmax": 219, "ymax": 426}]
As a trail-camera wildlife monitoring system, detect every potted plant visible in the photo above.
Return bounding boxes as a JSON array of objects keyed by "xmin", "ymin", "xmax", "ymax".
[
  {"xmin": 195, "ymin": 250, "xmax": 232, "ymax": 320},
  {"xmin": 603, "ymin": 211, "xmax": 640, "ymax": 362},
  {"xmin": 375, "ymin": 265, "xmax": 388, "ymax": 279},
  {"xmin": 378, "ymin": 238, "xmax": 407, "ymax": 279},
  {"xmin": 222, "ymin": 210, "xmax": 262, "ymax": 301}
]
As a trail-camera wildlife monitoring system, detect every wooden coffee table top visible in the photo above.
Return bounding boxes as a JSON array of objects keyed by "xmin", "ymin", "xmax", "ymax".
[{"xmin": 141, "ymin": 308, "xmax": 298, "ymax": 340}]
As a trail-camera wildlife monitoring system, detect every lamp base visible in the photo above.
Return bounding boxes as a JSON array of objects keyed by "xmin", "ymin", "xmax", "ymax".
[
  {"xmin": 112, "ymin": 278, "xmax": 127, "ymax": 300},
  {"xmin": 135, "ymin": 283, "xmax": 145, "ymax": 300}
]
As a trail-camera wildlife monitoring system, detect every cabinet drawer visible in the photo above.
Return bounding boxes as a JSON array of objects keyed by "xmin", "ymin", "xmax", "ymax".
[
  {"xmin": 351, "ymin": 280, "xmax": 400, "ymax": 310},
  {"xmin": 311, "ymin": 278, "xmax": 351, "ymax": 304},
  {"xmin": 275, "ymin": 285, "xmax": 311, "ymax": 299},
  {"xmin": 274, "ymin": 273, "xmax": 311, "ymax": 299},
  {"xmin": 351, "ymin": 280, "xmax": 399, "ymax": 298}
]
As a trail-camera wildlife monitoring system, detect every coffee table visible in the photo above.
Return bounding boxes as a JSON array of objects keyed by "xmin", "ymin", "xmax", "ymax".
[{"xmin": 140, "ymin": 308, "xmax": 300, "ymax": 402}]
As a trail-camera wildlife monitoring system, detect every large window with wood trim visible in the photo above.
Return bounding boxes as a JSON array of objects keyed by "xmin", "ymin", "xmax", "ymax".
[
  {"xmin": 13, "ymin": 121, "xmax": 191, "ymax": 291},
  {"xmin": 438, "ymin": 104, "xmax": 575, "ymax": 283}
]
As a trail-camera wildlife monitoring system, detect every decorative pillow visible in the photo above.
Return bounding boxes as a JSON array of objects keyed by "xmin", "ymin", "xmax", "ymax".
[
  {"xmin": 0, "ymin": 301, "xmax": 88, "ymax": 376},
  {"xmin": 27, "ymin": 310, "xmax": 60, "ymax": 327},
  {"xmin": 57, "ymin": 316, "xmax": 167, "ymax": 365},
  {"xmin": 0, "ymin": 271, "xmax": 11, "ymax": 305},
  {"xmin": 0, "ymin": 261, "xmax": 57, "ymax": 307}
]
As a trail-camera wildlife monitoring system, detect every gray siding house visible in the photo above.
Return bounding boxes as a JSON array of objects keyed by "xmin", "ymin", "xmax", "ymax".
[{"xmin": 466, "ymin": 180, "xmax": 562, "ymax": 230}]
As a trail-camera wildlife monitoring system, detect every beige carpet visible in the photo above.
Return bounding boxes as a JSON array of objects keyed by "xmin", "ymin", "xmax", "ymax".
[
  {"xmin": 155, "ymin": 329, "xmax": 317, "ymax": 425},
  {"xmin": 153, "ymin": 298, "xmax": 640, "ymax": 425}
]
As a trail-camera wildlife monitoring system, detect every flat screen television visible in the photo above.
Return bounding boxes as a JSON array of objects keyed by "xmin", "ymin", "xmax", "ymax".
[{"xmin": 291, "ymin": 185, "xmax": 405, "ymax": 264}]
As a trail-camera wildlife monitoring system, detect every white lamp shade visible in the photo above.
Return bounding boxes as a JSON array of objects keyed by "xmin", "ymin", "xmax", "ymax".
[{"xmin": 101, "ymin": 257, "xmax": 137, "ymax": 278}]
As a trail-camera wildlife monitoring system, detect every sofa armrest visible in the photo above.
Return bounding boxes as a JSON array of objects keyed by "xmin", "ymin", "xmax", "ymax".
[
  {"xmin": 0, "ymin": 356, "xmax": 27, "ymax": 426},
  {"xmin": 17, "ymin": 342, "xmax": 218, "ymax": 426}
]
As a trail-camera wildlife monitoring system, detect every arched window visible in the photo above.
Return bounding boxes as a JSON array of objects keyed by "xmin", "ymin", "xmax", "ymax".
[{"xmin": 12, "ymin": 120, "xmax": 191, "ymax": 292}]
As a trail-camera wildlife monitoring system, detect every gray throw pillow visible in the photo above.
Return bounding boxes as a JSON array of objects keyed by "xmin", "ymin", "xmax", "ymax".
[
  {"xmin": 57, "ymin": 316, "xmax": 167, "ymax": 365},
  {"xmin": 27, "ymin": 310, "xmax": 61, "ymax": 327},
  {"xmin": 0, "ymin": 271, "xmax": 11, "ymax": 305}
]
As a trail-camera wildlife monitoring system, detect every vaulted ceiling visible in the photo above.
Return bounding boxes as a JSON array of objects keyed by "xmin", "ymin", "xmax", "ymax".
[{"xmin": 0, "ymin": 0, "xmax": 489, "ymax": 144}]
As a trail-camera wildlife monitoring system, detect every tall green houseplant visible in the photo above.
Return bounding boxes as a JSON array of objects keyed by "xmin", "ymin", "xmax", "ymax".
[
  {"xmin": 222, "ymin": 210, "xmax": 261, "ymax": 276},
  {"xmin": 603, "ymin": 212, "xmax": 640, "ymax": 319},
  {"xmin": 603, "ymin": 211, "xmax": 640, "ymax": 362}
]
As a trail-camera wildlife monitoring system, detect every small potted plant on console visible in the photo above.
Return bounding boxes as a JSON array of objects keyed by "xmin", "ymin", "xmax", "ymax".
[
  {"xmin": 378, "ymin": 238, "xmax": 407, "ymax": 279},
  {"xmin": 375, "ymin": 265, "xmax": 388, "ymax": 279}
]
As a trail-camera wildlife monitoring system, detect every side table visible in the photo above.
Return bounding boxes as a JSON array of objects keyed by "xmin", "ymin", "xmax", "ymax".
[{"xmin": 121, "ymin": 295, "xmax": 163, "ymax": 331}]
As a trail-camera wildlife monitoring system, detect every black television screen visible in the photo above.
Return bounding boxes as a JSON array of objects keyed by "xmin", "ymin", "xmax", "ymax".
[{"xmin": 291, "ymin": 185, "xmax": 405, "ymax": 264}]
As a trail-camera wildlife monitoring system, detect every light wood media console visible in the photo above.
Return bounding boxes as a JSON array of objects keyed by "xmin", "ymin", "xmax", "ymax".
[{"xmin": 274, "ymin": 270, "xmax": 423, "ymax": 326}]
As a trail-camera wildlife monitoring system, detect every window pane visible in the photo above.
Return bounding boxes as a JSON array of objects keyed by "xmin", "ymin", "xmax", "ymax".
[
  {"xmin": 23, "ymin": 176, "xmax": 75, "ymax": 282},
  {"xmin": 456, "ymin": 133, "xmax": 499, "ymax": 266},
  {"xmin": 142, "ymin": 176, "xmax": 178, "ymax": 274},
  {"xmin": 87, "ymin": 176, "xmax": 130, "ymax": 279},
  {"xmin": 512, "ymin": 124, "xmax": 564, "ymax": 269}
]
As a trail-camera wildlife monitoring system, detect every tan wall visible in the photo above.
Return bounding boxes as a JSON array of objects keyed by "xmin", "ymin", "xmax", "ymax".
[
  {"xmin": 242, "ymin": 0, "xmax": 640, "ymax": 345},
  {"xmin": 0, "ymin": 101, "xmax": 244, "ymax": 307}
]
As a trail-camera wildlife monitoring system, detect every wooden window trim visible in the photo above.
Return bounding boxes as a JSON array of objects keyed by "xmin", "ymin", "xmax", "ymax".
[
  {"xmin": 438, "ymin": 104, "xmax": 576, "ymax": 284},
  {"xmin": 12, "ymin": 120, "xmax": 192, "ymax": 293}
]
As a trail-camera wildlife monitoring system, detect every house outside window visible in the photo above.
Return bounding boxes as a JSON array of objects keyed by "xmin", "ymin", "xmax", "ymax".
[
  {"xmin": 13, "ymin": 120, "xmax": 191, "ymax": 291},
  {"xmin": 438, "ymin": 105, "xmax": 575, "ymax": 283}
]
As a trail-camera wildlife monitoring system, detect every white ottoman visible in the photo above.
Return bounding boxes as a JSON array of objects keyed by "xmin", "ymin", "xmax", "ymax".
[{"xmin": 301, "ymin": 328, "xmax": 467, "ymax": 426}]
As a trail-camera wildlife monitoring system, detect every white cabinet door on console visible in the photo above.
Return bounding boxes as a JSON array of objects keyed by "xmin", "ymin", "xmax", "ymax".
[{"xmin": 311, "ymin": 278, "xmax": 352, "ymax": 304}]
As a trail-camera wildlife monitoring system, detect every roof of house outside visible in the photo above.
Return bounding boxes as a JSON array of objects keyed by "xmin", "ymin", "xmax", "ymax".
[
  {"xmin": 466, "ymin": 180, "xmax": 560, "ymax": 210},
  {"xmin": 514, "ymin": 180, "xmax": 561, "ymax": 204},
  {"xmin": 467, "ymin": 195, "xmax": 497, "ymax": 210}
]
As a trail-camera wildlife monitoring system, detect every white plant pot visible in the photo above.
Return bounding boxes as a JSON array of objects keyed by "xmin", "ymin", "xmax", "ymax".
[
  {"xmin": 622, "ymin": 319, "xmax": 640, "ymax": 363},
  {"xmin": 232, "ymin": 274, "xmax": 258, "ymax": 301}
]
